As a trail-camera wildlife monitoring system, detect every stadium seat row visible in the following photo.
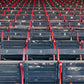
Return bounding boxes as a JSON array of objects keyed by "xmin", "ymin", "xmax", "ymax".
[{"xmin": 0, "ymin": 61, "xmax": 84, "ymax": 84}]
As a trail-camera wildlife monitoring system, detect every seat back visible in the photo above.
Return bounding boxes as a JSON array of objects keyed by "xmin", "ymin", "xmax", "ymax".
[
  {"xmin": 0, "ymin": 61, "xmax": 21, "ymax": 84},
  {"xmin": 24, "ymin": 61, "xmax": 58, "ymax": 84},
  {"xmin": 28, "ymin": 40, "xmax": 53, "ymax": 59},
  {"xmin": 28, "ymin": 40, "xmax": 53, "ymax": 49},
  {"xmin": 1, "ymin": 40, "xmax": 26, "ymax": 60},
  {"xmin": 62, "ymin": 61, "xmax": 84, "ymax": 84},
  {"xmin": 1, "ymin": 40, "xmax": 26, "ymax": 49},
  {"xmin": 55, "ymin": 40, "xmax": 80, "ymax": 49}
]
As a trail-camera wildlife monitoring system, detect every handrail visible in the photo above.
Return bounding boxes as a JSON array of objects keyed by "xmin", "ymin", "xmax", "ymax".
[
  {"xmin": 20, "ymin": 62, "xmax": 24, "ymax": 84},
  {"xmin": 1, "ymin": 31, "xmax": 4, "ymax": 41},
  {"xmin": 23, "ymin": 48, "xmax": 25, "ymax": 62},
  {"xmin": 59, "ymin": 62, "xmax": 62, "ymax": 84}
]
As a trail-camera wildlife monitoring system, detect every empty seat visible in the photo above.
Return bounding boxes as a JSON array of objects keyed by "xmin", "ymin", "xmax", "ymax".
[
  {"xmin": 24, "ymin": 61, "xmax": 58, "ymax": 84},
  {"xmin": 1, "ymin": 40, "xmax": 26, "ymax": 60},
  {"xmin": 55, "ymin": 40, "xmax": 80, "ymax": 60},
  {"xmin": 0, "ymin": 61, "xmax": 21, "ymax": 84},
  {"xmin": 28, "ymin": 40, "xmax": 53, "ymax": 60},
  {"xmin": 62, "ymin": 61, "xmax": 84, "ymax": 84}
]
